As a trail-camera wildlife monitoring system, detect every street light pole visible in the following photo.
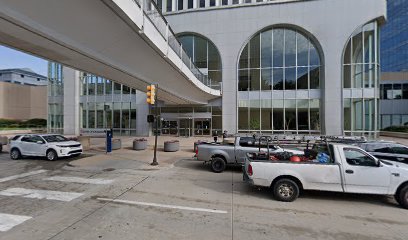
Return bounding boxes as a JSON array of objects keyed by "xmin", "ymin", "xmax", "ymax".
[{"xmin": 151, "ymin": 84, "xmax": 159, "ymax": 166}]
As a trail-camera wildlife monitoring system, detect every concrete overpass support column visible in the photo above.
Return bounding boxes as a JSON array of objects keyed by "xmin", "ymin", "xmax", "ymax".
[
  {"xmin": 323, "ymin": 52, "xmax": 342, "ymax": 136},
  {"xmin": 62, "ymin": 68, "xmax": 80, "ymax": 136},
  {"xmin": 222, "ymin": 67, "xmax": 237, "ymax": 134},
  {"xmin": 172, "ymin": 0, "xmax": 177, "ymax": 11},
  {"xmin": 183, "ymin": 0, "xmax": 188, "ymax": 10},
  {"xmin": 162, "ymin": 0, "xmax": 167, "ymax": 13},
  {"xmin": 136, "ymin": 91, "xmax": 150, "ymax": 136}
]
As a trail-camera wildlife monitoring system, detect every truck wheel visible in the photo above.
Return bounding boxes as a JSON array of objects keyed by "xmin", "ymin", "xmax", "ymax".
[
  {"xmin": 211, "ymin": 157, "xmax": 226, "ymax": 173},
  {"xmin": 273, "ymin": 179, "xmax": 299, "ymax": 202},
  {"xmin": 397, "ymin": 185, "xmax": 408, "ymax": 209}
]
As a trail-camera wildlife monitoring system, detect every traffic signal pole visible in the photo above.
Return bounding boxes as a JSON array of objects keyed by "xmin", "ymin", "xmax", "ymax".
[{"xmin": 147, "ymin": 84, "xmax": 160, "ymax": 166}]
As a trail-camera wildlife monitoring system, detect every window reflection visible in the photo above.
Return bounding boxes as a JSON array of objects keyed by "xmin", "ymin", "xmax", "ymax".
[{"xmin": 178, "ymin": 33, "xmax": 222, "ymax": 85}]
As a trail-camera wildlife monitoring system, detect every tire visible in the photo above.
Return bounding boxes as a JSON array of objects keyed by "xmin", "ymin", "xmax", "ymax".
[
  {"xmin": 10, "ymin": 148, "xmax": 21, "ymax": 160},
  {"xmin": 273, "ymin": 179, "xmax": 300, "ymax": 202},
  {"xmin": 397, "ymin": 185, "xmax": 408, "ymax": 209},
  {"xmin": 46, "ymin": 149, "xmax": 58, "ymax": 161},
  {"xmin": 211, "ymin": 157, "xmax": 226, "ymax": 173}
]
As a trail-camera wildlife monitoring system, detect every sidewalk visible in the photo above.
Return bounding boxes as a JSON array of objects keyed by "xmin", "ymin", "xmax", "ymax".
[{"xmin": 68, "ymin": 136, "xmax": 213, "ymax": 171}]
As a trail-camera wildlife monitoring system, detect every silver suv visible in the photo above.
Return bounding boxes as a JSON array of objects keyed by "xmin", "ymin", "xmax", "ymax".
[
  {"xmin": 359, "ymin": 141, "xmax": 408, "ymax": 164},
  {"xmin": 9, "ymin": 134, "xmax": 82, "ymax": 161}
]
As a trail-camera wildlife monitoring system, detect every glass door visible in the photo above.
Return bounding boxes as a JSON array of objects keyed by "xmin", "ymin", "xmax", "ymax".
[
  {"xmin": 179, "ymin": 119, "xmax": 193, "ymax": 137},
  {"xmin": 161, "ymin": 120, "xmax": 178, "ymax": 135},
  {"xmin": 194, "ymin": 119, "xmax": 211, "ymax": 136}
]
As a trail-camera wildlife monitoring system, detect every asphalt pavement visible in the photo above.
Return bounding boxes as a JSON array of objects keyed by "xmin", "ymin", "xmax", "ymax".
[{"xmin": 0, "ymin": 149, "xmax": 407, "ymax": 240}]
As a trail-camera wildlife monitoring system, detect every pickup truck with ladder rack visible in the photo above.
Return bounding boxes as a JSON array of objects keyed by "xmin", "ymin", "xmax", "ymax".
[{"xmin": 243, "ymin": 137, "xmax": 408, "ymax": 209}]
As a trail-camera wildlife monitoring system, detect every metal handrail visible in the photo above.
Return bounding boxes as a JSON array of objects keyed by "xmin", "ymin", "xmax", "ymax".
[{"xmin": 131, "ymin": 0, "xmax": 215, "ymax": 89}]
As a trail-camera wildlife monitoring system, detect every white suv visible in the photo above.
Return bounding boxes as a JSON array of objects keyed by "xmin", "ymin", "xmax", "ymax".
[{"xmin": 10, "ymin": 134, "xmax": 82, "ymax": 161}]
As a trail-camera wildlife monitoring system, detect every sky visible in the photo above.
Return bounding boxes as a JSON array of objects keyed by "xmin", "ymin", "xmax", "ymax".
[{"xmin": 0, "ymin": 45, "xmax": 48, "ymax": 76}]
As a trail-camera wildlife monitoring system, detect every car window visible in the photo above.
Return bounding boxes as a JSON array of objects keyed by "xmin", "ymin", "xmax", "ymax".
[
  {"xmin": 391, "ymin": 146, "xmax": 408, "ymax": 155},
  {"xmin": 239, "ymin": 138, "xmax": 256, "ymax": 147},
  {"xmin": 344, "ymin": 148, "xmax": 377, "ymax": 167},
  {"xmin": 11, "ymin": 135, "xmax": 21, "ymax": 141},
  {"xmin": 21, "ymin": 136, "xmax": 33, "ymax": 143},
  {"xmin": 42, "ymin": 135, "xmax": 68, "ymax": 143},
  {"xmin": 31, "ymin": 135, "xmax": 45, "ymax": 143},
  {"xmin": 373, "ymin": 146, "xmax": 391, "ymax": 153}
]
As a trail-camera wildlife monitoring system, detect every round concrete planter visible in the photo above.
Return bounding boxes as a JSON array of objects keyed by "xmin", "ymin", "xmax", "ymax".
[
  {"xmin": 112, "ymin": 138, "xmax": 122, "ymax": 150},
  {"xmin": 133, "ymin": 139, "xmax": 147, "ymax": 151},
  {"xmin": 164, "ymin": 141, "xmax": 179, "ymax": 152}
]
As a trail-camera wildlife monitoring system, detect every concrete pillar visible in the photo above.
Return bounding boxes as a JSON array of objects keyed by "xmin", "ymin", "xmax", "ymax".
[
  {"xmin": 193, "ymin": 0, "xmax": 198, "ymax": 8},
  {"xmin": 323, "ymin": 53, "xmax": 342, "ymax": 136},
  {"xmin": 62, "ymin": 68, "xmax": 80, "ymax": 136},
  {"xmin": 136, "ymin": 90, "xmax": 150, "ymax": 136},
  {"xmin": 172, "ymin": 0, "xmax": 177, "ymax": 11},
  {"xmin": 205, "ymin": 0, "xmax": 210, "ymax": 7},
  {"xmin": 162, "ymin": 0, "xmax": 167, "ymax": 12},
  {"xmin": 216, "ymin": 0, "xmax": 221, "ymax": 6},
  {"xmin": 183, "ymin": 0, "xmax": 188, "ymax": 10}
]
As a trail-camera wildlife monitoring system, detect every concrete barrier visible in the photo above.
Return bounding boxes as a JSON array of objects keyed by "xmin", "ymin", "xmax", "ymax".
[
  {"xmin": 77, "ymin": 136, "xmax": 91, "ymax": 151},
  {"xmin": 380, "ymin": 131, "xmax": 408, "ymax": 139},
  {"xmin": 0, "ymin": 135, "xmax": 8, "ymax": 145}
]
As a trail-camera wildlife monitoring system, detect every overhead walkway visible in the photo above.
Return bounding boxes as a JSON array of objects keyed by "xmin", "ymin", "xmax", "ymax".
[{"xmin": 0, "ymin": 0, "xmax": 221, "ymax": 104}]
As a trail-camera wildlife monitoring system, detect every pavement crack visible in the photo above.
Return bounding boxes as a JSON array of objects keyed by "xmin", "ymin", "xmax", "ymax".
[{"xmin": 46, "ymin": 176, "xmax": 149, "ymax": 240}]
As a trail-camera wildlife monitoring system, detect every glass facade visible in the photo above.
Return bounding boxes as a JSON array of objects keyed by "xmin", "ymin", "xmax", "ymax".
[
  {"xmin": 381, "ymin": 0, "xmax": 408, "ymax": 72},
  {"xmin": 48, "ymin": 62, "xmax": 64, "ymax": 134},
  {"xmin": 343, "ymin": 21, "xmax": 380, "ymax": 136},
  {"xmin": 48, "ymin": 63, "xmax": 140, "ymax": 136},
  {"xmin": 178, "ymin": 34, "xmax": 222, "ymax": 89},
  {"xmin": 237, "ymin": 27, "xmax": 322, "ymax": 134},
  {"xmin": 154, "ymin": 106, "xmax": 222, "ymax": 136},
  {"xmin": 80, "ymin": 73, "xmax": 138, "ymax": 136}
]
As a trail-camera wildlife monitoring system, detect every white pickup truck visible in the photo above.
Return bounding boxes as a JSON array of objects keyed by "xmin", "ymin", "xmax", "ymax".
[{"xmin": 243, "ymin": 143, "xmax": 408, "ymax": 209}]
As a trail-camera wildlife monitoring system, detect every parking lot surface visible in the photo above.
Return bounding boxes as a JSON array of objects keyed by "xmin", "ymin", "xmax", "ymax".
[{"xmin": 0, "ymin": 150, "xmax": 407, "ymax": 240}]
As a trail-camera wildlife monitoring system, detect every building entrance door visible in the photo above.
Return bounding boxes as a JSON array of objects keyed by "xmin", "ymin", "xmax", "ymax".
[
  {"xmin": 161, "ymin": 120, "xmax": 178, "ymax": 135},
  {"xmin": 179, "ymin": 119, "xmax": 192, "ymax": 137},
  {"xmin": 194, "ymin": 119, "xmax": 211, "ymax": 136}
]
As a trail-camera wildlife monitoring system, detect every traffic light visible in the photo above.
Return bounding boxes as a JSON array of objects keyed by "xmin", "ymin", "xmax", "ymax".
[{"xmin": 146, "ymin": 84, "xmax": 156, "ymax": 105}]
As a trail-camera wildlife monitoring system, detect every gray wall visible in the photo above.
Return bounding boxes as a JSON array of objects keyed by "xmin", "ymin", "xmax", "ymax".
[{"xmin": 165, "ymin": 0, "xmax": 386, "ymax": 135}]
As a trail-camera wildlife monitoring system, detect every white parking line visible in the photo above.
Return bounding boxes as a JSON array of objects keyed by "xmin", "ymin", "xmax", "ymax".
[
  {"xmin": 0, "ymin": 170, "xmax": 48, "ymax": 183},
  {"xmin": 44, "ymin": 176, "xmax": 114, "ymax": 185},
  {"xmin": 97, "ymin": 198, "xmax": 228, "ymax": 214},
  {"xmin": 0, "ymin": 213, "xmax": 32, "ymax": 232},
  {"xmin": 0, "ymin": 188, "xmax": 83, "ymax": 202}
]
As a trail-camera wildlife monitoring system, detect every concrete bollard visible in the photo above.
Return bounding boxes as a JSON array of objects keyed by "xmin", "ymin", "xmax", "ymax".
[
  {"xmin": 77, "ymin": 136, "xmax": 91, "ymax": 151},
  {"xmin": 164, "ymin": 140, "xmax": 179, "ymax": 152},
  {"xmin": 112, "ymin": 138, "xmax": 122, "ymax": 150},
  {"xmin": 133, "ymin": 138, "xmax": 148, "ymax": 151}
]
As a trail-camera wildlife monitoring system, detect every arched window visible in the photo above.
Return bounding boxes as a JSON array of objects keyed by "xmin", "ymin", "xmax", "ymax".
[
  {"xmin": 343, "ymin": 21, "xmax": 380, "ymax": 136},
  {"xmin": 177, "ymin": 34, "xmax": 222, "ymax": 88},
  {"xmin": 238, "ymin": 28, "xmax": 321, "ymax": 91},
  {"xmin": 237, "ymin": 27, "xmax": 322, "ymax": 134}
]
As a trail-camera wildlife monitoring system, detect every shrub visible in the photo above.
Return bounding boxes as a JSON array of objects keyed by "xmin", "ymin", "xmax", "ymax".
[
  {"xmin": 0, "ymin": 118, "xmax": 47, "ymax": 128},
  {"xmin": 382, "ymin": 126, "xmax": 408, "ymax": 133}
]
